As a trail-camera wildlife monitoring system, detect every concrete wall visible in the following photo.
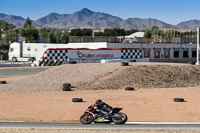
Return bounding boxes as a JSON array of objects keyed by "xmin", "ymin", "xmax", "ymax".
[{"xmin": 150, "ymin": 58, "xmax": 196, "ymax": 63}]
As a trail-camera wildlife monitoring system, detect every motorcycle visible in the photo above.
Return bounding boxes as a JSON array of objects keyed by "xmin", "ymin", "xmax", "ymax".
[{"xmin": 80, "ymin": 105, "xmax": 128, "ymax": 124}]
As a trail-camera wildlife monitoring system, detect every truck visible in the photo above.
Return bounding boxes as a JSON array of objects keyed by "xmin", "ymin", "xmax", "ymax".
[{"xmin": 8, "ymin": 42, "xmax": 69, "ymax": 62}]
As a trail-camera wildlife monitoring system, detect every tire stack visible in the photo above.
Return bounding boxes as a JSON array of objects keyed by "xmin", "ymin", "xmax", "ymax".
[
  {"xmin": 0, "ymin": 81, "xmax": 6, "ymax": 84},
  {"xmin": 62, "ymin": 83, "xmax": 71, "ymax": 91}
]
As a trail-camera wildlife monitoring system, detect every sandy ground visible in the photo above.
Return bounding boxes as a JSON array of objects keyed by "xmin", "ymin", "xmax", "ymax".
[
  {"xmin": 0, "ymin": 87, "xmax": 200, "ymax": 122},
  {"xmin": 0, "ymin": 129, "xmax": 200, "ymax": 133},
  {"xmin": 0, "ymin": 63, "xmax": 200, "ymax": 123},
  {"xmin": 0, "ymin": 76, "xmax": 26, "ymax": 83}
]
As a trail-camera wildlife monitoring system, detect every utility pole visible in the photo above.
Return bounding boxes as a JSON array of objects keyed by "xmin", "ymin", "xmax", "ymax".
[
  {"xmin": 92, "ymin": 19, "xmax": 95, "ymax": 38},
  {"xmin": 196, "ymin": 27, "xmax": 200, "ymax": 65}
]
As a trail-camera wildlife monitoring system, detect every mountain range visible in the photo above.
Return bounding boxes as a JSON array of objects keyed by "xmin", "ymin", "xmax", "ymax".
[{"xmin": 0, "ymin": 8, "xmax": 200, "ymax": 30}]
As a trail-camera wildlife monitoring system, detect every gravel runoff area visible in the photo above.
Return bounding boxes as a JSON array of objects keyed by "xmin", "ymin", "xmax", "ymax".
[
  {"xmin": 0, "ymin": 129, "xmax": 200, "ymax": 133},
  {"xmin": 0, "ymin": 62, "xmax": 200, "ymax": 126},
  {"xmin": 0, "ymin": 62, "xmax": 200, "ymax": 93},
  {"xmin": 0, "ymin": 63, "xmax": 122, "ymax": 93}
]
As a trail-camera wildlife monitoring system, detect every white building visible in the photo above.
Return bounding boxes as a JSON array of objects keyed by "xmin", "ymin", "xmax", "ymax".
[
  {"xmin": 107, "ymin": 43, "xmax": 197, "ymax": 59},
  {"xmin": 125, "ymin": 32, "xmax": 145, "ymax": 43}
]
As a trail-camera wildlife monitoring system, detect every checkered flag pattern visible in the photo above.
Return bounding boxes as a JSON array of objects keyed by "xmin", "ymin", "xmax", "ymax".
[
  {"xmin": 44, "ymin": 49, "xmax": 68, "ymax": 60},
  {"xmin": 121, "ymin": 49, "xmax": 142, "ymax": 59}
]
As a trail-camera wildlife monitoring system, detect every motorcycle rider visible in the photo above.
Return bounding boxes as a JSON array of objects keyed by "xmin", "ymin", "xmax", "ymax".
[
  {"xmin": 93, "ymin": 99, "xmax": 113, "ymax": 119},
  {"xmin": 95, "ymin": 99, "xmax": 112, "ymax": 112}
]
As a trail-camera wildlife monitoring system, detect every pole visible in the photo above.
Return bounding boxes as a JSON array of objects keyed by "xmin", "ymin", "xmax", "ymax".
[
  {"xmin": 196, "ymin": 27, "xmax": 200, "ymax": 65},
  {"xmin": 92, "ymin": 19, "xmax": 95, "ymax": 38}
]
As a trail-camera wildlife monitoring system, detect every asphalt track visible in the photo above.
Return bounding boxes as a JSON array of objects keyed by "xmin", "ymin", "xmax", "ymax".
[
  {"xmin": 0, "ymin": 68, "xmax": 48, "ymax": 78},
  {"xmin": 0, "ymin": 122, "xmax": 200, "ymax": 130}
]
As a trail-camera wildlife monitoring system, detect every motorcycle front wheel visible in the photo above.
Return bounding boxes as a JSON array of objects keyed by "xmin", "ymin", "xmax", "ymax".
[
  {"xmin": 112, "ymin": 112, "xmax": 128, "ymax": 124},
  {"xmin": 80, "ymin": 113, "xmax": 94, "ymax": 124}
]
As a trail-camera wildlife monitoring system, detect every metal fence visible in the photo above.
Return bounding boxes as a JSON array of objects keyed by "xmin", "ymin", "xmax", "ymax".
[
  {"xmin": 129, "ymin": 38, "xmax": 197, "ymax": 44},
  {"xmin": 69, "ymin": 36, "xmax": 197, "ymax": 44},
  {"xmin": 69, "ymin": 36, "xmax": 123, "ymax": 43}
]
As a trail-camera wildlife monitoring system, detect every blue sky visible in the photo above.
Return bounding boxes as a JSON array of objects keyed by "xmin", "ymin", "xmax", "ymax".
[{"xmin": 1, "ymin": 0, "xmax": 200, "ymax": 25}]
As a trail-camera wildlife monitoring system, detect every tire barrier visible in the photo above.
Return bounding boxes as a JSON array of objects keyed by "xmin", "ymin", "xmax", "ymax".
[
  {"xmin": 188, "ymin": 61, "xmax": 195, "ymax": 65},
  {"xmin": 173, "ymin": 98, "xmax": 185, "ymax": 102},
  {"xmin": 63, "ymin": 83, "xmax": 71, "ymax": 88},
  {"xmin": 38, "ymin": 59, "xmax": 64, "ymax": 66},
  {"xmin": 62, "ymin": 83, "xmax": 71, "ymax": 91},
  {"xmin": 125, "ymin": 87, "xmax": 134, "ymax": 91},
  {"xmin": 72, "ymin": 98, "xmax": 83, "ymax": 102},
  {"xmin": 121, "ymin": 62, "xmax": 129, "ymax": 66},
  {"xmin": 0, "ymin": 81, "xmax": 6, "ymax": 84},
  {"xmin": 129, "ymin": 59, "xmax": 136, "ymax": 62},
  {"xmin": 68, "ymin": 60, "xmax": 77, "ymax": 64}
]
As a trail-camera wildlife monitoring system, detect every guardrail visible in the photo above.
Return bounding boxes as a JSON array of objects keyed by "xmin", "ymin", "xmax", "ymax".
[{"xmin": 0, "ymin": 62, "xmax": 32, "ymax": 67}]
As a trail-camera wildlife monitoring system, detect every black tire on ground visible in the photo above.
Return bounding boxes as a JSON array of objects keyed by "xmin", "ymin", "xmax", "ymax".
[
  {"xmin": 69, "ymin": 60, "xmax": 77, "ymax": 64},
  {"xmin": 125, "ymin": 87, "xmax": 134, "ymax": 91},
  {"xmin": 129, "ymin": 60, "xmax": 136, "ymax": 62},
  {"xmin": 63, "ymin": 83, "xmax": 71, "ymax": 88},
  {"xmin": 121, "ymin": 62, "xmax": 129, "ymax": 66},
  {"xmin": 62, "ymin": 87, "xmax": 71, "ymax": 91},
  {"xmin": 173, "ymin": 98, "xmax": 185, "ymax": 102},
  {"xmin": 188, "ymin": 61, "xmax": 195, "ymax": 65},
  {"xmin": 62, "ymin": 83, "xmax": 71, "ymax": 91},
  {"xmin": 72, "ymin": 98, "xmax": 83, "ymax": 102},
  {"xmin": 0, "ymin": 81, "xmax": 6, "ymax": 84}
]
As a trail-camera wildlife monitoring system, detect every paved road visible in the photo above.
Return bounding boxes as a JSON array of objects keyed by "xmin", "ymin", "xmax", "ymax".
[
  {"xmin": 0, "ymin": 122, "xmax": 200, "ymax": 130},
  {"xmin": 0, "ymin": 68, "xmax": 48, "ymax": 78}
]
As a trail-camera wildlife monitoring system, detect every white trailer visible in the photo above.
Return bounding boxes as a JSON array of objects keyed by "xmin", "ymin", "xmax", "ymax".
[{"xmin": 8, "ymin": 42, "xmax": 108, "ymax": 62}]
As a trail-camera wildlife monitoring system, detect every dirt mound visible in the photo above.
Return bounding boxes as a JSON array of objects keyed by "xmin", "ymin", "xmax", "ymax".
[
  {"xmin": 81, "ymin": 64, "xmax": 200, "ymax": 90},
  {"xmin": 0, "ymin": 63, "xmax": 122, "ymax": 93},
  {"xmin": 0, "ymin": 63, "xmax": 200, "ymax": 93}
]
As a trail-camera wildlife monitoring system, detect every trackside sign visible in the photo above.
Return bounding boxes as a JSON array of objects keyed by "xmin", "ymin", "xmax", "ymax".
[
  {"xmin": 41, "ymin": 48, "xmax": 142, "ymax": 60},
  {"xmin": 76, "ymin": 50, "xmax": 114, "ymax": 59}
]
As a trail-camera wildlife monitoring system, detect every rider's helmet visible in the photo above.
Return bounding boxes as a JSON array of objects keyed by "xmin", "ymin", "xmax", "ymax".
[{"xmin": 96, "ymin": 99, "xmax": 102, "ymax": 105}]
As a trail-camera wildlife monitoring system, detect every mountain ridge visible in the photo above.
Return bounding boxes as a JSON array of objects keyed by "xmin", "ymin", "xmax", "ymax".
[{"xmin": 0, "ymin": 8, "xmax": 200, "ymax": 30}]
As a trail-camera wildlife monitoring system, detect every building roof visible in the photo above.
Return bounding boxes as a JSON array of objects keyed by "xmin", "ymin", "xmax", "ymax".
[{"xmin": 125, "ymin": 32, "xmax": 144, "ymax": 38}]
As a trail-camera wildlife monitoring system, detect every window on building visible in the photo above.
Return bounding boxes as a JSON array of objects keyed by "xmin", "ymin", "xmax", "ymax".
[
  {"xmin": 183, "ymin": 51, "xmax": 189, "ymax": 58},
  {"xmin": 192, "ymin": 51, "xmax": 197, "ymax": 58},
  {"xmin": 174, "ymin": 51, "xmax": 179, "ymax": 58}
]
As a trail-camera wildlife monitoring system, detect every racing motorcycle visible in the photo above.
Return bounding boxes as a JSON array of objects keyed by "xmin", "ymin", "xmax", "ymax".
[{"xmin": 80, "ymin": 105, "xmax": 128, "ymax": 124}]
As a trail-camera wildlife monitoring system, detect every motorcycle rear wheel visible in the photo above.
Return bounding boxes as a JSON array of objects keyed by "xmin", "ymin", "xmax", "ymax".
[
  {"xmin": 80, "ymin": 113, "xmax": 94, "ymax": 124},
  {"xmin": 112, "ymin": 112, "xmax": 128, "ymax": 124}
]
